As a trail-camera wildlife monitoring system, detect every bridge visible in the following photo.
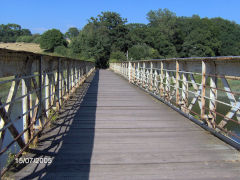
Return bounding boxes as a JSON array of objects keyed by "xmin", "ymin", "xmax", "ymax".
[{"xmin": 0, "ymin": 48, "xmax": 239, "ymax": 179}]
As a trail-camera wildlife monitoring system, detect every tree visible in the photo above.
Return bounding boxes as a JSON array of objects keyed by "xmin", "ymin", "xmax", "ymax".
[
  {"xmin": 145, "ymin": 27, "xmax": 177, "ymax": 58},
  {"xmin": 65, "ymin": 27, "xmax": 79, "ymax": 40},
  {"xmin": 211, "ymin": 18, "xmax": 240, "ymax": 56},
  {"xmin": 88, "ymin": 11, "xmax": 129, "ymax": 53},
  {"xmin": 0, "ymin": 23, "xmax": 31, "ymax": 42},
  {"xmin": 181, "ymin": 28, "xmax": 220, "ymax": 57},
  {"xmin": 147, "ymin": 8, "xmax": 177, "ymax": 40},
  {"xmin": 40, "ymin": 29, "xmax": 67, "ymax": 52},
  {"xmin": 129, "ymin": 44, "xmax": 160, "ymax": 60},
  {"xmin": 69, "ymin": 11, "xmax": 129, "ymax": 68},
  {"xmin": 54, "ymin": 45, "xmax": 69, "ymax": 56},
  {"xmin": 126, "ymin": 23, "xmax": 148, "ymax": 47},
  {"xmin": 16, "ymin": 35, "xmax": 34, "ymax": 43},
  {"xmin": 109, "ymin": 51, "xmax": 127, "ymax": 62},
  {"xmin": 147, "ymin": 8, "xmax": 176, "ymax": 27}
]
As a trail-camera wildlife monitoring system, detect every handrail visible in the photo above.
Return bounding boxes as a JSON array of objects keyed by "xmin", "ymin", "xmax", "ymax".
[
  {"xmin": 0, "ymin": 48, "xmax": 95, "ymax": 176},
  {"xmin": 110, "ymin": 57, "xmax": 240, "ymax": 150}
]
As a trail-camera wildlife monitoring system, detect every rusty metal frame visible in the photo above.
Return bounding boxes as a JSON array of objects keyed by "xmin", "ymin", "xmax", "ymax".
[
  {"xmin": 110, "ymin": 57, "xmax": 240, "ymax": 148},
  {"xmin": 0, "ymin": 48, "xmax": 95, "ymax": 176}
]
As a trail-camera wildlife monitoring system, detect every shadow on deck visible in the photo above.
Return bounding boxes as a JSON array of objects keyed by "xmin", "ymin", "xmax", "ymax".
[{"xmin": 13, "ymin": 71, "xmax": 99, "ymax": 179}]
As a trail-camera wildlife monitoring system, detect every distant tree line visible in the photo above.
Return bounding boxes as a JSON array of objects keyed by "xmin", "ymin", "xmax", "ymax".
[
  {"xmin": 1, "ymin": 9, "xmax": 240, "ymax": 68},
  {"xmin": 0, "ymin": 23, "xmax": 41, "ymax": 43},
  {"xmin": 65, "ymin": 9, "xmax": 240, "ymax": 68}
]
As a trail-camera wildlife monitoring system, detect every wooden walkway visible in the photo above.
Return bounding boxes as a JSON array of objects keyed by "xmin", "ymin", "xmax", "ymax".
[{"xmin": 11, "ymin": 70, "xmax": 239, "ymax": 180}]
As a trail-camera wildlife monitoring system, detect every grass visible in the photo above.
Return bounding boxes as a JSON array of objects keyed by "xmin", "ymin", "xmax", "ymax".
[
  {"xmin": 6, "ymin": 151, "xmax": 16, "ymax": 167},
  {"xmin": 0, "ymin": 42, "xmax": 42, "ymax": 53},
  {"xmin": 0, "ymin": 42, "xmax": 95, "ymax": 62},
  {"xmin": 49, "ymin": 109, "xmax": 59, "ymax": 128}
]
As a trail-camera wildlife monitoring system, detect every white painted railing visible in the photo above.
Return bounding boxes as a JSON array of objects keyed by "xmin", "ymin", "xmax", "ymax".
[
  {"xmin": 110, "ymin": 57, "xmax": 240, "ymax": 149},
  {"xmin": 0, "ymin": 48, "xmax": 95, "ymax": 175}
]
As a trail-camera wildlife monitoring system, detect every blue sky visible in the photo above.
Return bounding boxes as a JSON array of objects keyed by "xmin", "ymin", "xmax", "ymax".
[{"xmin": 1, "ymin": 0, "xmax": 239, "ymax": 34}]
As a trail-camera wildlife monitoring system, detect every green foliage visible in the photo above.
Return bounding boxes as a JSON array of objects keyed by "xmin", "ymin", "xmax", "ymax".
[
  {"xmin": 181, "ymin": 28, "xmax": 219, "ymax": 57},
  {"xmin": 40, "ymin": 29, "xmax": 67, "ymax": 52},
  {"xmin": 68, "ymin": 9, "xmax": 240, "ymax": 65},
  {"xmin": 145, "ymin": 27, "xmax": 177, "ymax": 58},
  {"xmin": 54, "ymin": 45, "xmax": 69, "ymax": 56},
  {"xmin": 126, "ymin": 23, "xmax": 148, "ymax": 46},
  {"xmin": 49, "ymin": 109, "xmax": 59, "ymax": 128},
  {"xmin": 6, "ymin": 144, "xmax": 17, "ymax": 166},
  {"xmin": 109, "ymin": 51, "xmax": 127, "ymax": 62},
  {"xmin": 147, "ymin": 8, "xmax": 177, "ymax": 27},
  {"xmin": 69, "ymin": 11, "xmax": 129, "ymax": 68},
  {"xmin": 211, "ymin": 18, "xmax": 240, "ymax": 56},
  {"xmin": 147, "ymin": 8, "xmax": 177, "ymax": 41},
  {"xmin": 65, "ymin": 27, "xmax": 79, "ymax": 39},
  {"xmin": 16, "ymin": 35, "xmax": 34, "ymax": 43},
  {"xmin": 32, "ymin": 34, "xmax": 41, "ymax": 44},
  {"xmin": 0, "ymin": 23, "xmax": 31, "ymax": 42},
  {"xmin": 129, "ymin": 44, "xmax": 160, "ymax": 60},
  {"xmin": 3, "ymin": 9, "xmax": 240, "ymax": 66},
  {"xmin": 6, "ymin": 151, "xmax": 15, "ymax": 167}
]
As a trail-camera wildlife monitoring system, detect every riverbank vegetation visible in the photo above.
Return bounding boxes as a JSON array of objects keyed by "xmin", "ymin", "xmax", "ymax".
[{"xmin": 1, "ymin": 8, "xmax": 240, "ymax": 68}]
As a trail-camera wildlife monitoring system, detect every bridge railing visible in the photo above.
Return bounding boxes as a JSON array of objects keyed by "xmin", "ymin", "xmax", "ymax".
[
  {"xmin": 0, "ymin": 48, "xmax": 95, "ymax": 175},
  {"xmin": 110, "ymin": 57, "xmax": 240, "ymax": 149}
]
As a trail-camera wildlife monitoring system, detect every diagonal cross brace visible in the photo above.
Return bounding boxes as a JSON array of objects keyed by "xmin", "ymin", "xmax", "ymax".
[
  {"xmin": 218, "ymin": 78, "xmax": 240, "ymax": 128},
  {"xmin": 0, "ymin": 99, "xmax": 25, "ymax": 149},
  {"xmin": 188, "ymin": 74, "xmax": 202, "ymax": 111}
]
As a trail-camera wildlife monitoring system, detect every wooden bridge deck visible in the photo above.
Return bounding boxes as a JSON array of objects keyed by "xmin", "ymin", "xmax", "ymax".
[{"xmin": 11, "ymin": 70, "xmax": 239, "ymax": 180}]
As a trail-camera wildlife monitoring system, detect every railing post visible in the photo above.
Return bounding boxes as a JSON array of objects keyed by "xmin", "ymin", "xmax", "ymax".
[
  {"xmin": 209, "ymin": 63, "xmax": 217, "ymax": 128},
  {"xmin": 201, "ymin": 60, "xmax": 206, "ymax": 123},
  {"xmin": 48, "ymin": 71, "xmax": 52, "ymax": 109},
  {"xmin": 182, "ymin": 64, "xmax": 188, "ymax": 113},
  {"xmin": 165, "ymin": 65, "xmax": 170, "ymax": 101},
  {"xmin": 143, "ymin": 62, "xmax": 146, "ymax": 87},
  {"xmin": 61, "ymin": 63, "xmax": 64, "ymax": 99},
  {"xmin": 56, "ymin": 58, "xmax": 61, "ymax": 110},
  {"xmin": 176, "ymin": 60, "xmax": 180, "ymax": 106},
  {"xmin": 150, "ymin": 62, "xmax": 153, "ymax": 91},
  {"xmin": 78, "ymin": 63, "xmax": 81, "ymax": 84},
  {"xmin": 128, "ymin": 61, "xmax": 131, "ymax": 82},
  {"xmin": 137, "ymin": 62, "xmax": 140, "ymax": 84},
  {"xmin": 71, "ymin": 61, "xmax": 74, "ymax": 90},
  {"xmin": 22, "ymin": 79, "xmax": 29, "ymax": 143},
  {"xmin": 126, "ymin": 62, "xmax": 128, "ymax": 77},
  {"xmin": 39, "ymin": 56, "xmax": 43, "ymax": 126},
  {"xmin": 121, "ymin": 63, "xmax": 123, "ymax": 75},
  {"xmin": 67, "ymin": 62, "xmax": 70, "ymax": 96},
  {"xmin": 74, "ymin": 62, "xmax": 76, "ymax": 87},
  {"xmin": 160, "ymin": 61, "xmax": 164, "ymax": 97},
  {"xmin": 45, "ymin": 70, "xmax": 49, "ymax": 118},
  {"xmin": 133, "ymin": 62, "xmax": 136, "ymax": 82}
]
